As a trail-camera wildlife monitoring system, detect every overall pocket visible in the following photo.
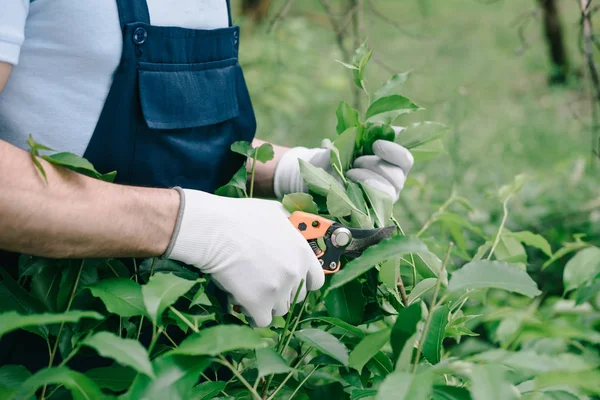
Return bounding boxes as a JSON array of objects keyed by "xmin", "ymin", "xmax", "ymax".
[{"xmin": 133, "ymin": 58, "xmax": 251, "ymax": 192}]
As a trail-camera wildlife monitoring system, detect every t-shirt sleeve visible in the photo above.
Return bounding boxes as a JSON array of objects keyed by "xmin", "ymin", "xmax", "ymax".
[{"xmin": 0, "ymin": 0, "xmax": 30, "ymax": 65}]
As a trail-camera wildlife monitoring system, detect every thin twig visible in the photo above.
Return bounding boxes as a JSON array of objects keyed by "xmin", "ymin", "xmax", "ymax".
[
  {"xmin": 41, "ymin": 260, "xmax": 85, "ymax": 400},
  {"xmin": 416, "ymin": 192, "xmax": 457, "ymax": 237},
  {"xmin": 218, "ymin": 356, "xmax": 262, "ymax": 400},
  {"xmin": 268, "ymin": 0, "xmax": 297, "ymax": 33},
  {"xmin": 412, "ymin": 243, "xmax": 453, "ymax": 373},
  {"xmin": 288, "ymin": 366, "xmax": 319, "ymax": 399},
  {"xmin": 580, "ymin": 0, "xmax": 600, "ymax": 164},
  {"xmin": 487, "ymin": 196, "xmax": 510, "ymax": 260}
]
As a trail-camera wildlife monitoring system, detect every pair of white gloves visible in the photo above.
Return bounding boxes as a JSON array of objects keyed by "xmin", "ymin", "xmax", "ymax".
[{"xmin": 166, "ymin": 139, "xmax": 414, "ymax": 327}]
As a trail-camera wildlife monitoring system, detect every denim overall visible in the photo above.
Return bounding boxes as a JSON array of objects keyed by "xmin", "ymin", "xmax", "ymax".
[
  {"xmin": 84, "ymin": 0, "xmax": 256, "ymax": 191},
  {"xmin": 0, "ymin": 0, "xmax": 256, "ymax": 371}
]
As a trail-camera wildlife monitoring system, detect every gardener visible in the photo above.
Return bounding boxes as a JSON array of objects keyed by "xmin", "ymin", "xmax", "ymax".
[{"xmin": 0, "ymin": 1, "xmax": 414, "ymax": 328}]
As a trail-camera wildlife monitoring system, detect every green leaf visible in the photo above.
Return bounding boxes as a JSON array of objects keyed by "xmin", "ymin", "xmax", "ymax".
[
  {"xmin": 335, "ymin": 59, "xmax": 359, "ymax": 70},
  {"xmin": 395, "ymin": 121, "xmax": 448, "ymax": 150},
  {"xmin": 366, "ymin": 95, "xmax": 421, "ymax": 124},
  {"xmin": 376, "ymin": 371, "xmax": 433, "ymax": 400},
  {"xmin": 327, "ymin": 236, "xmax": 429, "ymax": 293},
  {"xmin": 122, "ymin": 354, "xmax": 211, "ymax": 400},
  {"xmin": 0, "ymin": 365, "xmax": 31, "ymax": 399},
  {"xmin": 374, "ymin": 71, "xmax": 411, "ymax": 102},
  {"xmin": 139, "ymin": 258, "xmax": 198, "ymax": 281},
  {"xmin": 85, "ymin": 366, "xmax": 136, "ymax": 392},
  {"xmin": 367, "ymin": 351, "xmax": 394, "ymax": 377},
  {"xmin": 168, "ymin": 310, "xmax": 215, "ymax": 333},
  {"xmin": 0, "ymin": 270, "xmax": 48, "ymax": 338},
  {"xmin": 448, "ymin": 260, "xmax": 541, "ymax": 298},
  {"xmin": 336, "ymin": 102, "xmax": 360, "ymax": 134},
  {"xmin": 563, "ymin": 247, "xmax": 600, "ymax": 293},
  {"xmin": 299, "ymin": 159, "xmax": 344, "ymax": 197},
  {"xmin": 254, "ymin": 143, "xmax": 275, "ymax": 163},
  {"xmin": 522, "ymin": 391, "xmax": 580, "ymax": 400},
  {"xmin": 506, "ymin": 231, "xmax": 553, "ymax": 257},
  {"xmin": 215, "ymin": 164, "xmax": 248, "ymax": 198},
  {"xmin": 542, "ymin": 239, "xmax": 590, "ymax": 270},
  {"xmin": 432, "ymin": 385, "xmax": 473, "ymax": 400},
  {"xmin": 230, "ymin": 141, "xmax": 254, "ymax": 158},
  {"xmin": 142, "ymin": 273, "xmax": 197, "ymax": 324},
  {"xmin": 172, "ymin": 325, "xmax": 266, "ymax": 356},
  {"xmin": 470, "ymin": 364, "xmax": 520, "ymax": 400},
  {"xmin": 408, "ymin": 278, "xmax": 437, "ymax": 305},
  {"xmin": 88, "ymin": 278, "xmax": 146, "ymax": 318},
  {"xmin": 534, "ymin": 370, "xmax": 600, "ymax": 394},
  {"xmin": 42, "ymin": 152, "xmax": 116, "ymax": 182},
  {"xmin": 410, "ymin": 138, "xmax": 446, "ymax": 162},
  {"xmin": 574, "ymin": 278, "xmax": 600, "ymax": 305},
  {"xmin": 82, "ymin": 331, "xmax": 154, "ymax": 378},
  {"xmin": 255, "ymin": 347, "xmax": 292, "ymax": 377},
  {"xmin": 396, "ymin": 334, "xmax": 418, "ymax": 372},
  {"xmin": 324, "ymin": 279, "xmax": 366, "ymax": 325},
  {"xmin": 413, "ymin": 251, "xmax": 448, "ymax": 283},
  {"xmin": 470, "ymin": 350, "xmax": 594, "ymax": 375},
  {"xmin": 191, "ymin": 381, "xmax": 227, "ymax": 399},
  {"xmin": 349, "ymin": 328, "xmax": 391, "ymax": 373},
  {"xmin": 301, "ymin": 317, "xmax": 365, "ymax": 338},
  {"xmin": 295, "ymin": 328, "xmax": 349, "ymax": 366},
  {"xmin": 362, "ymin": 123, "xmax": 396, "ymax": 155},
  {"xmin": 15, "ymin": 367, "xmax": 108, "ymax": 400},
  {"xmin": 282, "ymin": 193, "xmax": 319, "ymax": 214},
  {"xmin": 351, "ymin": 41, "xmax": 372, "ymax": 89},
  {"xmin": 0, "ymin": 310, "xmax": 103, "ymax": 339},
  {"xmin": 422, "ymin": 305, "xmax": 450, "ymax": 364},
  {"xmin": 332, "ymin": 127, "xmax": 358, "ymax": 171},
  {"xmin": 361, "ymin": 183, "xmax": 393, "ymax": 227},
  {"xmin": 391, "ymin": 302, "xmax": 422, "ymax": 362},
  {"xmin": 327, "ymin": 185, "xmax": 357, "ymax": 217},
  {"xmin": 379, "ymin": 258, "xmax": 399, "ymax": 291}
]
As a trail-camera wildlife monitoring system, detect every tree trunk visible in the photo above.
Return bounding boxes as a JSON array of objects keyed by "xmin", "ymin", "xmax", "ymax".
[
  {"xmin": 242, "ymin": 0, "xmax": 271, "ymax": 23},
  {"xmin": 539, "ymin": 0, "xmax": 569, "ymax": 84}
]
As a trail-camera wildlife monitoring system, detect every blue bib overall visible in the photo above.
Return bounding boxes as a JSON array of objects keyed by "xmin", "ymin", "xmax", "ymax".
[
  {"xmin": 84, "ymin": 0, "xmax": 256, "ymax": 191},
  {"xmin": 0, "ymin": 0, "xmax": 256, "ymax": 371}
]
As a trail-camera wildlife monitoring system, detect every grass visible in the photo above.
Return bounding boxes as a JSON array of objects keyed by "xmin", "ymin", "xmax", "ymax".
[{"xmin": 233, "ymin": 0, "xmax": 599, "ymax": 240}]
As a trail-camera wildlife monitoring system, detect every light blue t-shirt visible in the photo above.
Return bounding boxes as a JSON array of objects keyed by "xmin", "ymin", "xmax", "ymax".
[{"xmin": 0, "ymin": 1, "xmax": 230, "ymax": 156}]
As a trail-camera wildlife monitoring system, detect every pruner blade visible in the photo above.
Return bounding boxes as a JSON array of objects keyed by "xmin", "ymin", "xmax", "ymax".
[{"xmin": 289, "ymin": 211, "xmax": 396, "ymax": 274}]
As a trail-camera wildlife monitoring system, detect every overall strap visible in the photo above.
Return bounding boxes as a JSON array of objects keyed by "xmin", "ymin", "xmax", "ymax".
[
  {"xmin": 115, "ymin": 0, "xmax": 151, "ymax": 29},
  {"xmin": 226, "ymin": 0, "xmax": 232, "ymax": 27}
]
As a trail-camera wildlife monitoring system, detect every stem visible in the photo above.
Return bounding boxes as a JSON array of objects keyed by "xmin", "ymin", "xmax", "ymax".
[
  {"xmin": 487, "ymin": 196, "xmax": 510, "ymax": 260},
  {"xmin": 249, "ymin": 154, "xmax": 258, "ymax": 198},
  {"xmin": 332, "ymin": 163, "xmax": 348, "ymax": 184},
  {"xmin": 266, "ymin": 348, "xmax": 313, "ymax": 400},
  {"xmin": 159, "ymin": 327, "xmax": 178, "ymax": 348},
  {"xmin": 218, "ymin": 356, "xmax": 262, "ymax": 400},
  {"xmin": 272, "ymin": 365, "xmax": 319, "ymax": 400},
  {"xmin": 133, "ymin": 258, "xmax": 138, "ymax": 283},
  {"xmin": 392, "ymin": 218, "xmax": 411, "ymax": 306},
  {"xmin": 276, "ymin": 279, "xmax": 306, "ymax": 354},
  {"xmin": 412, "ymin": 243, "xmax": 453, "ymax": 374},
  {"xmin": 41, "ymin": 260, "xmax": 85, "ymax": 400},
  {"xmin": 136, "ymin": 316, "xmax": 145, "ymax": 341},
  {"xmin": 264, "ymin": 283, "xmax": 307, "ymax": 397},
  {"xmin": 169, "ymin": 306, "xmax": 199, "ymax": 333},
  {"xmin": 416, "ymin": 193, "xmax": 457, "ymax": 237},
  {"xmin": 149, "ymin": 257, "xmax": 157, "ymax": 278}
]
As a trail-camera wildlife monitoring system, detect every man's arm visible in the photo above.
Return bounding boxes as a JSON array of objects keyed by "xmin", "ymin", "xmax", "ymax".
[
  {"xmin": 0, "ymin": 62, "xmax": 11, "ymax": 92},
  {"xmin": 0, "ymin": 139, "xmax": 179, "ymax": 258},
  {"xmin": 250, "ymin": 138, "xmax": 289, "ymax": 198}
]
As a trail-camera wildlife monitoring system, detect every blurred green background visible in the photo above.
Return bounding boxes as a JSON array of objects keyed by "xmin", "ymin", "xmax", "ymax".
[{"xmin": 231, "ymin": 0, "xmax": 599, "ymax": 259}]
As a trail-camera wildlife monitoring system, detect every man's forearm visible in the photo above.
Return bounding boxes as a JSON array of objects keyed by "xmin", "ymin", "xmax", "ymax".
[
  {"xmin": 0, "ymin": 140, "xmax": 179, "ymax": 258},
  {"xmin": 250, "ymin": 138, "xmax": 289, "ymax": 198}
]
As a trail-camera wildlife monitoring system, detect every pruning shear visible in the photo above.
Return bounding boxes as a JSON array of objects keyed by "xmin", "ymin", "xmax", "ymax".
[{"xmin": 289, "ymin": 212, "xmax": 396, "ymax": 274}]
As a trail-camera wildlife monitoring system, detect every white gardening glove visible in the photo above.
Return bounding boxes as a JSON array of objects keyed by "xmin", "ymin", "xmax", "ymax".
[
  {"xmin": 164, "ymin": 189, "xmax": 325, "ymax": 327},
  {"xmin": 274, "ymin": 127, "xmax": 413, "ymax": 201}
]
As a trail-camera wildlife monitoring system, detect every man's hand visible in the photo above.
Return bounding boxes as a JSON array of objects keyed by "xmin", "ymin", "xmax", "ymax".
[
  {"xmin": 273, "ymin": 136, "xmax": 414, "ymax": 201},
  {"xmin": 165, "ymin": 189, "xmax": 325, "ymax": 327}
]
